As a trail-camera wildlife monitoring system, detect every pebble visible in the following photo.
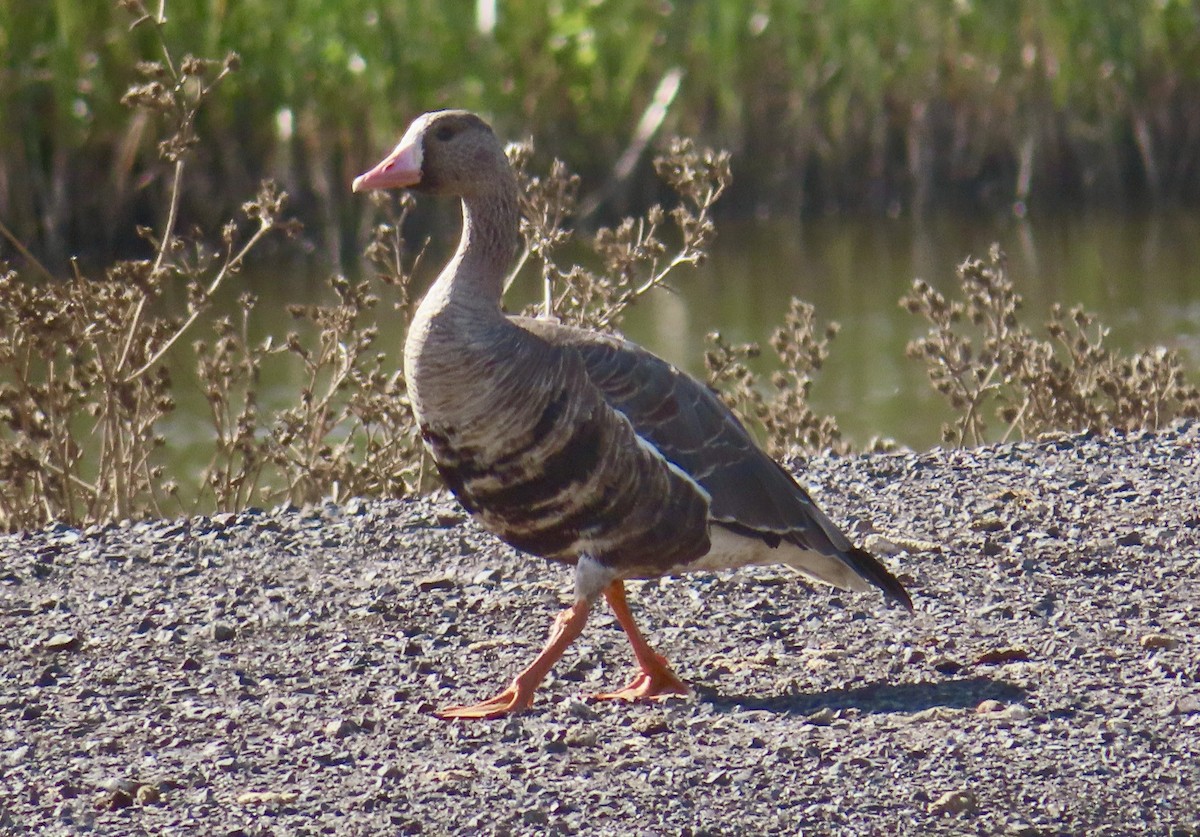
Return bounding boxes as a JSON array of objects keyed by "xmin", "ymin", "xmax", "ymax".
[
  {"xmin": 929, "ymin": 789, "xmax": 977, "ymax": 816},
  {"xmin": 324, "ymin": 718, "xmax": 358, "ymax": 738},
  {"xmin": 1140, "ymin": 633, "xmax": 1179, "ymax": 651},
  {"xmin": 44, "ymin": 633, "xmax": 79, "ymax": 652},
  {"xmin": 1172, "ymin": 696, "xmax": 1200, "ymax": 715},
  {"xmin": 236, "ymin": 791, "xmax": 298, "ymax": 805},
  {"xmin": 631, "ymin": 714, "xmax": 671, "ymax": 736},
  {"xmin": 805, "ymin": 707, "xmax": 836, "ymax": 726},
  {"xmin": 1, "ymin": 424, "xmax": 1199, "ymax": 834}
]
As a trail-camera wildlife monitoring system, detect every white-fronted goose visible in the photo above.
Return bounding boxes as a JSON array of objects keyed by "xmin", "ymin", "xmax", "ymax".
[{"xmin": 353, "ymin": 110, "xmax": 912, "ymax": 720}]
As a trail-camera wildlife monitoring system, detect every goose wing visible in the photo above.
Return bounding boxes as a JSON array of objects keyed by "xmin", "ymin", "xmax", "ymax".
[{"xmin": 514, "ymin": 317, "xmax": 912, "ymax": 609}]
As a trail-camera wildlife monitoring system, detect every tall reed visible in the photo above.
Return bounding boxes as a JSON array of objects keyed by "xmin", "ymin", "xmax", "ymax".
[{"xmin": 3, "ymin": 1, "xmax": 1199, "ymax": 263}]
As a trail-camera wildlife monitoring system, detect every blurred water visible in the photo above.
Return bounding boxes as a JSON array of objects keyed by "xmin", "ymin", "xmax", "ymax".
[
  {"xmin": 614, "ymin": 210, "xmax": 1200, "ymax": 449},
  {"xmin": 175, "ymin": 210, "xmax": 1200, "ymax": 458}
]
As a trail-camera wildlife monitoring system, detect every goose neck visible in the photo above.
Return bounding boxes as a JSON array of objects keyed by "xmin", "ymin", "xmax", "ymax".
[{"xmin": 441, "ymin": 186, "xmax": 519, "ymax": 308}]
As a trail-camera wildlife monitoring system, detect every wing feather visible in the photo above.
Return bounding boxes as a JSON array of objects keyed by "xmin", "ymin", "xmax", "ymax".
[{"xmin": 514, "ymin": 316, "xmax": 912, "ymax": 609}]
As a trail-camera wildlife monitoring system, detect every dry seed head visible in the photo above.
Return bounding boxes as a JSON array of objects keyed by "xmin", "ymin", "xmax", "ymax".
[
  {"xmin": 180, "ymin": 55, "xmax": 207, "ymax": 76},
  {"xmin": 136, "ymin": 61, "xmax": 166, "ymax": 78},
  {"xmin": 121, "ymin": 82, "xmax": 171, "ymax": 112}
]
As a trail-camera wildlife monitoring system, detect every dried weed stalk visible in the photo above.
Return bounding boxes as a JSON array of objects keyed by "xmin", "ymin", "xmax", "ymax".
[
  {"xmin": 0, "ymin": 1, "xmax": 297, "ymax": 530},
  {"xmin": 508, "ymin": 140, "xmax": 849, "ymax": 455},
  {"xmin": 508, "ymin": 138, "xmax": 731, "ymax": 330},
  {"xmin": 194, "ymin": 194, "xmax": 422, "ymax": 510},
  {"xmin": 14, "ymin": 2, "xmax": 1195, "ymax": 532},
  {"xmin": 704, "ymin": 299, "xmax": 847, "ymax": 457},
  {"xmin": 902, "ymin": 243, "xmax": 1200, "ymax": 445}
]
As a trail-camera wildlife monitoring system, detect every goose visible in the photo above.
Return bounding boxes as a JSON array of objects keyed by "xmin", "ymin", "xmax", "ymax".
[{"xmin": 353, "ymin": 110, "xmax": 912, "ymax": 719}]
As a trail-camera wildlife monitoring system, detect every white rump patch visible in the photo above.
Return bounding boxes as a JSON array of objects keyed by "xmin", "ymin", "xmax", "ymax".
[
  {"xmin": 693, "ymin": 526, "xmax": 872, "ymax": 593},
  {"xmin": 574, "ymin": 553, "xmax": 617, "ymax": 602}
]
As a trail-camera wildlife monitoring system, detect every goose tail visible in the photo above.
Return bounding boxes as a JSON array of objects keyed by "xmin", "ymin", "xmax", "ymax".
[{"xmin": 843, "ymin": 546, "xmax": 913, "ymax": 612}]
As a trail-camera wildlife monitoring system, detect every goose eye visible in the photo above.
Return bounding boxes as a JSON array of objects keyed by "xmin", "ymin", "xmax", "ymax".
[{"xmin": 435, "ymin": 124, "xmax": 455, "ymax": 142}]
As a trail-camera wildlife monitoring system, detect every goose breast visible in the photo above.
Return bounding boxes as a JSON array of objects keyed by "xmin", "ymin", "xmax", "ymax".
[{"xmin": 415, "ymin": 321, "xmax": 711, "ymax": 578}]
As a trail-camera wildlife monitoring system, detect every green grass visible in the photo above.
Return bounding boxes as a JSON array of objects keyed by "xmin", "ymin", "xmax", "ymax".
[{"xmin": 2, "ymin": 0, "xmax": 1200, "ymax": 263}]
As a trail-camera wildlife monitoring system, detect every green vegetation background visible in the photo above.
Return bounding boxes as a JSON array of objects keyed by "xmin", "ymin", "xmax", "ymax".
[{"xmin": 4, "ymin": 0, "xmax": 1200, "ymax": 264}]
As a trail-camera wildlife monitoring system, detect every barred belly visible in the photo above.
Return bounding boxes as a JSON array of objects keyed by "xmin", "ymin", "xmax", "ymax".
[{"xmin": 419, "ymin": 381, "xmax": 711, "ymax": 578}]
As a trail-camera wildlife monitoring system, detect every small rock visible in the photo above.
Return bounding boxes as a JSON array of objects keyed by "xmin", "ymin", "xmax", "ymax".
[
  {"xmin": 377, "ymin": 763, "xmax": 404, "ymax": 783},
  {"xmin": 566, "ymin": 700, "xmax": 599, "ymax": 721},
  {"xmin": 324, "ymin": 718, "xmax": 357, "ymax": 738},
  {"xmin": 45, "ymin": 633, "xmax": 80, "ymax": 653},
  {"xmin": 974, "ymin": 647, "xmax": 1031, "ymax": 665},
  {"xmin": 135, "ymin": 784, "xmax": 160, "ymax": 805},
  {"xmin": 1116, "ymin": 531, "xmax": 1143, "ymax": 546},
  {"xmin": 1002, "ymin": 704, "xmax": 1030, "ymax": 721},
  {"xmin": 631, "ymin": 714, "xmax": 670, "ymax": 736},
  {"xmin": 211, "ymin": 621, "xmax": 236, "ymax": 642},
  {"xmin": 805, "ymin": 707, "xmax": 836, "ymax": 726},
  {"xmin": 472, "ymin": 568, "xmax": 502, "ymax": 585},
  {"xmin": 1140, "ymin": 633, "xmax": 1178, "ymax": 651},
  {"xmin": 1171, "ymin": 695, "xmax": 1200, "ymax": 715},
  {"xmin": 236, "ymin": 790, "xmax": 298, "ymax": 805},
  {"xmin": 417, "ymin": 576, "xmax": 456, "ymax": 592},
  {"xmin": 523, "ymin": 809, "xmax": 549, "ymax": 826},
  {"xmin": 59, "ymin": 529, "xmax": 81, "ymax": 545},
  {"xmin": 929, "ymin": 789, "xmax": 977, "ymax": 816}
]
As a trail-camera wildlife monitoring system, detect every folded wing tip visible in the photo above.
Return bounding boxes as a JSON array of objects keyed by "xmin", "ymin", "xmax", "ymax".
[{"xmin": 846, "ymin": 546, "xmax": 914, "ymax": 613}]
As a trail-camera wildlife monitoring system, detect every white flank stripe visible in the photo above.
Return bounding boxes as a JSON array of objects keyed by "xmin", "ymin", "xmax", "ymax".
[{"xmin": 632, "ymin": 431, "xmax": 712, "ymax": 503}]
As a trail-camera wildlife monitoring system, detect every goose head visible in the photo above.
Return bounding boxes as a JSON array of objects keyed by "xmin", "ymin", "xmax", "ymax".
[{"xmin": 352, "ymin": 110, "xmax": 511, "ymax": 198}]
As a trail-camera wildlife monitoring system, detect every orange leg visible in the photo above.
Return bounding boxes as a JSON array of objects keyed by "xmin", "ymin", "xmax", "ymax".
[
  {"xmin": 592, "ymin": 580, "xmax": 689, "ymax": 702},
  {"xmin": 437, "ymin": 599, "xmax": 591, "ymax": 720}
]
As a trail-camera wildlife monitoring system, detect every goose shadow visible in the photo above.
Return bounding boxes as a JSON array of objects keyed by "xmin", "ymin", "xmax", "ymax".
[{"xmin": 695, "ymin": 675, "xmax": 1028, "ymax": 717}]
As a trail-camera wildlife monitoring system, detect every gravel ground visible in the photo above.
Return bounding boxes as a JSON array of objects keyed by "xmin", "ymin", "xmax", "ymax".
[{"xmin": 2, "ymin": 422, "xmax": 1199, "ymax": 836}]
